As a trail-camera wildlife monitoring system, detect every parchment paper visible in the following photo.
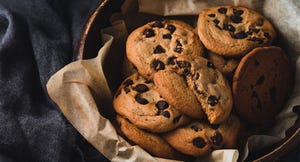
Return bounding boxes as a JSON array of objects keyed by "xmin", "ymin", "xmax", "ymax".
[{"xmin": 47, "ymin": 0, "xmax": 300, "ymax": 161}]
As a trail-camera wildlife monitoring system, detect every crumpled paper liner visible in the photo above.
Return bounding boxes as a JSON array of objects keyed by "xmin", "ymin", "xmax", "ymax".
[{"xmin": 47, "ymin": 0, "xmax": 300, "ymax": 161}]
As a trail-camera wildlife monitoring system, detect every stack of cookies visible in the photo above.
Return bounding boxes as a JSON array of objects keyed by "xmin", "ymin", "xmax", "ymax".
[{"xmin": 112, "ymin": 6, "xmax": 293, "ymax": 160}]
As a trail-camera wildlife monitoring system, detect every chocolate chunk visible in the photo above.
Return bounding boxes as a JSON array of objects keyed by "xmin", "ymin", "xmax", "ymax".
[
  {"xmin": 153, "ymin": 45, "xmax": 165, "ymax": 54},
  {"xmin": 256, "ymin": 19, "xmax": 264, "ymax": 26},
  {"xmin": 211, "ymin": 132, "xmax": 223, "ymax": 146},
  {"xmin": 218, "ymin": 7, "xmax": 227, "ymax": 14},
  {"xmin": 207, "ymin": 95, "xmax": 218, "ymax": 106},
  {"xmin": 173, "ymin": 115, "xmax": 181, "ymax": 123},
  {"xmin": 232, "ymin": 31, "xmax": 248, "ymax": 39},
  {"xmin": 166, "ymin": 24, "xmax": 176, "ymax": 33},
  {"xmin": 230, "ymin": 15, "xmax": 243, "ymax": 23},
  {"xmin": 269, "ymin": 87, "xmax": 277, "ymax": 104},
  {"xmin": 155, "ymin": 100, "xmax": 169, "ymax": 110},
  {"xmin": 233, "ymin": 9, "xmax": 244, "ymax": 16},
  {"xmin": 209, "ymin": 124, "xmax": 220, "ymax": 130},
  {"xmin": 135, "ymin": 94, "xmax": 149, "ymax": 105},
  {"xmin": 255, "ymin": 75, "xmax": 265, "ymax": 85},
  {"xmin": 143, "ymin": 28, "xmax": 155, "ymax": 38},
  {"xmin": 151, "ymin": 59, "xmax": 165, "ymax": 71},
  {"xmin": 151, "ymin": 20, "xmax": 164, "ymax": 28},
  {"xmin": 163, "ymin": 34, "xmax": 172, "ymax": 39},
  {"xmin": 167, "ymin": 56, "xmax": 177, "ymax": 65},
  {"xmin": 162, "ymin": 111, "xmax": 170, "ymax": 118},
  {"xmin": 174, "ymin": 40, "xmax": 183, "ymax": 53},
  {"xmin": 207, "ymin": 61, "xmax": 215, "ymax": 69},
  {"xmin": 251, "ymin": 91, "xmax": 262, "ymax": 109},
  {"xmin": 123, "ymin": 79, "xmax": 134, "ymax": 86},
  {"xmin": 264, "ymin": 32, "xmax": 272, "ymax": 39},
  {"xmin": 133, "ymin": 84, "xmax": 149, "ymax": 93},
  {"xmin": 223, "ymin": 24, "xmax": 235, "ymax": 32},
  {"xmin": 247, "ymin": 37, "xmax": 263, "ymax": 44},
  {"xmin": 213, "ymin": 19, "xmax": 220, "ymax": 25},
  {"xmin": 124, "ymin": 87, "xmax": 130, "ymax": 94},
  {"xmin": 208, "ymin": 13, "xmax": 216, "ymax": 17},
  {"xmin": 193, "ymin": 137, "xmax": 206, "ymax": 148},
  {"xmin": 190, "ymin": 125, "xmax": 199, "ymax": 132}
]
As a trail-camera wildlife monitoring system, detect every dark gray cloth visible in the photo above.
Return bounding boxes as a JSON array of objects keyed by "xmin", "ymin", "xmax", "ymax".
[{"xmin": 0, "ymin": 0, "xmax": 115, "ymax": 161}]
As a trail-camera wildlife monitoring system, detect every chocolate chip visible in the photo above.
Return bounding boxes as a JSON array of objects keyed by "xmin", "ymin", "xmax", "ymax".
[
  {"xmin": 173, "ymin": 115, "xmax": 181, "ymax": 123},
  {"xmin": 151, "ymin": 20, "xmax": 164, "ymax": 28},
  {"xmin": 255, "ymin": 75, "xmax": 265, "ymax": 85},
  {"xmin": 218, "ymin": 7, "xmax": 227, "ymax": 14},
  {"xmin": 176, "ymin": 60, "xmax": 191, "ymax": 69},
  {"xmin": 182, "ymin": 68, "xmax": 190, "ymax": 76},
  {"xmin": 143, "ymin": 28, "xmax": 155, "ymax": 38},
  {"xmin": 194, "ymin": 83, "xmax": 207, "ymax": 97},
  {"xmin": 232, "ymin": 31, "xmax": 248, "ymax": 39},
  {"xmin": 151, "ymin": 59, "xmax": 165, "ymax": 71},
  {"xmin": 264, "ymin": 32, "xmax": 271, "ymax": 39},
  {"xmin": 153, "ymin": 45, "xmax": 165, "ymax": 54},
  {"xmin": 123, "ymin": 79, "xmax": 134, "ymax": 87},
  {"xmin": 233, "ymin": 9, "xmax": 244, "ymax": 16},
  {"xmin": 193, "ymin": 137, "xmax": 206, "ymax": 148},
  {"xmin": 166, "ymin": 24, "xmax": 176, "ymax": 33},
  {"xmin": 133, "ymin": 84, "xmax": 149, "ymax": 93},
  {"xmin": 213, "ymin": 19, "xmax": 220, "ymax": 25},
  {"xmin": 163, "ymin": 34, "xmax": 172, "ymax": 39},
  {"xmin": 207, "ymin": 61, "xmax": 215, "ymax": 69},
  {"xmin": 162, "ymin": 111, "xmax": 170, "ymax": 118},
  {"xmin": 211, "ymin": 132, "xmax": 223, "ymax": 146},
  {"xmin": 208, "ymin": 13, "xmax": 216, "ymax": 17},
  {"xmin": 246, "ymin": 28, "xmax": 260, "ymax": 35},
  {"xmin": 209, "ymin": 124, "xmax": 220, "ymax": 130},
  {"xmin": 230, "ymin": 15, "xmax": 243, "ymax": 23},
  {"xmin": 135, "ymin": 94, "xmax": 149, "ymax": 105},
  {"xmin": 207, "ymin": 95, "xmax": 218, "ymax": 106},
  {"xmin": 190, "ymin": 125, "xmax": 199, "ymax": 132},
  {"xmin": 269, "ymin": 87, "xmax": 277, "ymax": 104},
  {"xmin": 247, "ymin": 37, "xmax": 264, "ymax": 44},
  {"xmin": 145, "ymin": 80, "xmax": 152, "ymax": 84},
  {"xmin": 223, "ymin": 24, "xmax": 235, "ymax": 32},
  {"xmin": 192, "ymin": 72, "xmax": 200, "ymax": 80},
  {"xmin": 155, "ymin": 100, "xmax": 169, "ymax": 110},
  {"xmin": 251, "ymin": 91, "xmax": 262, "ymax": 109},
  {"xmin": 292, "ymin": 105, "xmax": 300, "ymax": 114},
  {"xmin": 174, "ymin": 40, "xmax": 183, "ymax": 53},
  {"xmin": 256, "ymin": 19, "xmax": 264, "ymax": 26},
  {"xmin": 167, "ymin": 56, "xmax": 177, "ymax": 65},
  {"xmin": 124, "ymin": 87, "xmax": 130, "ymax": 94}
]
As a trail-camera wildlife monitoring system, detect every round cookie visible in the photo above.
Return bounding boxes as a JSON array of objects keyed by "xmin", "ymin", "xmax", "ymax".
[
  {"xmin": 126, "ymin": 19, "xmax": 204, "ymax": 79},
  {"xmin": 162, "ymin": 115, "xmax": 240, "ymax": 157},
  {"xmin": 167, "ymin": 55, "xmax": 233, "ymax": 124},
  {"xmin": 113, "ymin": 73, "xmax": 190, "ymax": 133},
  {"xmin": 153, "ymin": 70, "xmax": 205, "ymax": 119},
  {"xmin": 197, "ymin": 6, "xmax": 276, "ymax": 57},
  {"xmin": 205, "ymin": 51, "xmax": 240, "ymax": 79},
  {"xmin": 115, "ymin": 115, "xmax": 191, "ymax": 160},
  {"xmin": 232, "ymin": 46, "xmax": 293, "ymax": 124}
]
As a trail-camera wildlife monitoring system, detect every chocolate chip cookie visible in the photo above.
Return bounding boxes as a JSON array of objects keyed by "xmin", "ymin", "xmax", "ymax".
[
  {"xmin": 168, "ymin": 55, "xmax": 233, "ymax": 124},
  {"xmin": 162, "ymin": 115, "xmax": 240, "ymax": 157},
  {"xmin": 113, "ymin": 73, "xmax": 190, "ymax": 133},
  {"xmin": 126, "ymin": 19, "xmax": 204, "ymax": 79},
  {"xmin": 115, "ymin": 115, "xmax": 190, "ymax": 160},
  {"xmin": 197, "ymin": 6, "xmax": 276, "ymax": 57},
  {"xmin": 232, "ymin": 46, "xmax": 293, "ymax": 124}
]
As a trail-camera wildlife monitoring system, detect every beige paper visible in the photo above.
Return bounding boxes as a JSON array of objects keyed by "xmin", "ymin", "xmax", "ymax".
[{"xmin": 47, "ymin": 0, "xmax": 299, "ymax": 161}]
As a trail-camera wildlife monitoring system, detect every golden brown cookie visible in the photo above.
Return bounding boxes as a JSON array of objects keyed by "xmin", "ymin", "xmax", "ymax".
[
  {"xmin": 162, "ymin": 115, "xmax": 240, "ymax": 157},
  {"xmin": 233, "ymin": 46, "xmax": 293, "ymax": 124},
  {"xmin": 113, "ymin": 73, "xmax": 190, "ymax": 133},
  {"xmin": 197, "ymin": 6, "xmax": 276, "ymax": 57},
  {"xmin": 126, "ymin": 19, "xmax": 204, "ymax": 79},
  {"xmin": 115, "ymin": 115, "xmax": 191, "ymax": 160}
]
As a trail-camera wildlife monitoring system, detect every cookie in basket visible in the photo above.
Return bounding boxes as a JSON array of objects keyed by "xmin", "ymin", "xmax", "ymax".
[
  {"xmin": 232, "ymin": 46, "xmax": 293, "ymax": 124},
  {"xmin": 197, "ymin": 6, "xmax": 276, "ymax": 57},
  {"xmin": 113, "ymin": 73, "xmax": 190, "ymax": 133},
  {"xmin": 126, "ymin": 19, "xmax": 204, "ymax": 79}
]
